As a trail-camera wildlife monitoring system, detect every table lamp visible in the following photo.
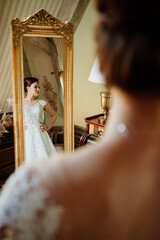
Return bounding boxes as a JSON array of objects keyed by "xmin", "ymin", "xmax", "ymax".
[{"xmin": 88, "ymin": 57, "xmax": 111, "ymax": 124}]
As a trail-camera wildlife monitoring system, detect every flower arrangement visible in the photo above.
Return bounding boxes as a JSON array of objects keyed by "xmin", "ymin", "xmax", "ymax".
[
  {"xmin": 0, "ymin": 98, "xmax": 13, "ymax": 138},
  {"xmin": 0, "ymin": 123, "xmax": 8, "ymax": 138}
]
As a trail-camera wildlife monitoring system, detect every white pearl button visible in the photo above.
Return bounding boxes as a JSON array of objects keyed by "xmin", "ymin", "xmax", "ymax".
[{"xmin": 116, "ymin": 123, "xmax": 127, "ymax": 133}]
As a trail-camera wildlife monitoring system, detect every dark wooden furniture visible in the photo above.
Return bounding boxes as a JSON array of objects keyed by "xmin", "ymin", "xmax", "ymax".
[
  {"xmin": 74, "ymin": 125, "xmax": 85, "ymax": 148},
  {"xmin": 0, "ymin": 126, "xmax": 15, "ymax": 186},
  {"xmin": 79, "ymin": 114, "xmax": 105, "ymax": 146}
]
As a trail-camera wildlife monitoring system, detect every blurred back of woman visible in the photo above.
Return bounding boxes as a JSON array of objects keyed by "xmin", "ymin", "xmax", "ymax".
[{"xmin": 0, "ymin": 0, "xmax": 160, "ymax": 239}]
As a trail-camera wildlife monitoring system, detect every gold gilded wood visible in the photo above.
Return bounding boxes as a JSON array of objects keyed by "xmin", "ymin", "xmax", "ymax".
[
  {"xmin": 11, "ymin": 9, "xmax": 73, "ymax": 48},
  {"xmin": 10, "ymin": 9, "xmax": 74, "ymax": 168}
]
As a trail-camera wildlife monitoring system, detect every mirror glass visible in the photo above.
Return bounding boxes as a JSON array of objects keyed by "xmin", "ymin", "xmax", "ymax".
[
  {"xmin": 10, "ymin": 9, "xmax": 74, "ymax": 168},
  {"xmin": 23, "ymin": 37, "xmax": 64, "ymax": 155}
]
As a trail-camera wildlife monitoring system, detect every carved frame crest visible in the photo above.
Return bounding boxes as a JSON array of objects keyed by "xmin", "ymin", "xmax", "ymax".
[{"xmin": 11, "ymin": 9, "xmax": 73, "ymax": 48}]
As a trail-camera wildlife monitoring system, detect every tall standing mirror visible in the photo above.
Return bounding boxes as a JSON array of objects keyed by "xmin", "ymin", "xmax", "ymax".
[{"xmin": 10, "ymin": 9, "xmax": 74, "ymax": 168}]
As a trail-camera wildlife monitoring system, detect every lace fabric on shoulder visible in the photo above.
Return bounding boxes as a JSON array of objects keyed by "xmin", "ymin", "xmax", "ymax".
[
  {"xmin": 0, "ymin": 162, "xmax": 63, "ymax": 240},
  {"xmin": 39, "ymin": 100, "xmax": 47, "ymax": 108}
]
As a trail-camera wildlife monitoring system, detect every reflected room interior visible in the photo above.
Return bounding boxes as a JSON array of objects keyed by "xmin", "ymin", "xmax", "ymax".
[{"xmin": 23, "ymin": 37, "xmax": 64, "ymax": 152}]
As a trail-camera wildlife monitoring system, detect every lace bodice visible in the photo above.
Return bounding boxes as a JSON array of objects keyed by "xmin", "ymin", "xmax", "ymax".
[
  {"xmin": 0, "ymin": 160, "xmax": 64, "ymax": 240},
  {"xmin": 24, "ymin": 100, "xmax": 47, "ymax": 128}
]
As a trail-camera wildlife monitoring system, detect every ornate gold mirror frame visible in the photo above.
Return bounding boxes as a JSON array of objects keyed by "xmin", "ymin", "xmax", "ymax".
[{"xmin": 10, "ymin": 9, "xmax": 74, "ymax": 168}]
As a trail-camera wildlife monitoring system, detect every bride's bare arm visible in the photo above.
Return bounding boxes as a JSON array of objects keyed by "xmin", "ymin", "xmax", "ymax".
[{"xmin": 40, "ymin": 103, "xmax": 57, "ymax": 132}]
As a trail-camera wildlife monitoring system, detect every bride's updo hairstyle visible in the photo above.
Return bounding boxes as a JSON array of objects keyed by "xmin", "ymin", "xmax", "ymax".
[
  {"xmin": 95, "ymin": 0, "xmax": 160, "ymax": 96},
  {"xmin": 24, "ymin": 77, "xmax": 39, "ymax": 93}
]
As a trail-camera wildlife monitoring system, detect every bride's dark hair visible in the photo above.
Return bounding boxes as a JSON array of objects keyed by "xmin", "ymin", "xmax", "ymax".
[
  {"xmin": 24, "ymin": 77, "xmax": 39, "ymax": 93},
  {"xmin": 95, "ymin": 0, "xmax": 160, "ymax": 96}
]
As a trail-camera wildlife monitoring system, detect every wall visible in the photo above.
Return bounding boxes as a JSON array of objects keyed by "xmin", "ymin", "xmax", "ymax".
[{"xmin": 73, "ymin": 1, "xmax": 106, "ymax": 128}]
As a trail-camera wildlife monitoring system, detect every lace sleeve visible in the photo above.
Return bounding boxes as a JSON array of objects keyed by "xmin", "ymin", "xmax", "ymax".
[
  {"xmin": 0, "ymin": 163, "xmax": 64, "ymax": 240},
  {"xmin": 39, "ymin": 100, "xmax": 47, "ymax": 108}
]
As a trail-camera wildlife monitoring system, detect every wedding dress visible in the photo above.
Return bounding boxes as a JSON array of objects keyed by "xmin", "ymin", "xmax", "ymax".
[
  {"xmin": 0, "ymin": 160, "xmax": 64, "ymax": 240},
  {"xmin": 24, "ymin": 100, "xmax": 57, "ymax": 165}
]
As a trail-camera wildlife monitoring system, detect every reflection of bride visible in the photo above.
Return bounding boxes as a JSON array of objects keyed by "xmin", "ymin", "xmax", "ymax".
[{"xmin": 24, "ymin": 77, "xmax": 57, "ymax": 165}]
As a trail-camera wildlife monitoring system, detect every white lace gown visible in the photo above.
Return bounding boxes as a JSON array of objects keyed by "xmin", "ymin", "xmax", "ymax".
[
  {"xmin": 0, "ymin": 160, "xmax": 64, "ymax": 240},
  {"xmin": 24, "ymin": 100, "xmax": 57, "ymax": 165}
]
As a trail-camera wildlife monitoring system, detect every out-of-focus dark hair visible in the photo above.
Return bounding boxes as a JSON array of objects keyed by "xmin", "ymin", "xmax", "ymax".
[
  {"xmin": 95, "ymin": 0, "xmax": 160, "ymax": 96},
  {"xmin": 24, "ymin": 77, "xmax": 39, "ymax": 93}
]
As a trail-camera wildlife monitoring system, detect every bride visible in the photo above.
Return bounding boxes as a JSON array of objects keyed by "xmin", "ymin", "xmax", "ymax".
[
  {"xmin": 0, "ymin": 0, "xmax": 159, "ymax": 239},
  {"xmin": 24, "ymin": 77, "xmax": 57, "ymax": 164}
]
